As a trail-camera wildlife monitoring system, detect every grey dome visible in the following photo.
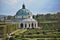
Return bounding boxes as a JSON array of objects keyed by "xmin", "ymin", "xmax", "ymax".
[{"xmin": 16, "ymin": 4, "xmax": 32, "ymax": 16}]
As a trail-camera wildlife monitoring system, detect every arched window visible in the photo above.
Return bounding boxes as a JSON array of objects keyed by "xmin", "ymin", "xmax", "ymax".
[
  {"xmin": 29, "ymin": 24, "xmax": 30, "ymax": 27},
  {"xmin": 20, "ymin": 23, "xmax": 23, "ymax": 28},
  {"xmin": 32, "ymin": 23, "xmax": 34, "ymax": 28},
  {"xmin": 35, "ymin": 24, "xmax": 36, "ymax": 28},
  {"xmin": 22, "ymin": 16, "xmax": 23, "ymax": 18},
  {"xmin": 28, "ymin": 16, "xmax": 30, "ymax": 18}
]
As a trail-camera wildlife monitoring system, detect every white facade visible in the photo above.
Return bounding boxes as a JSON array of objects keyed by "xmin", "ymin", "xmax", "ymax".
[{"xmin": 13, "ymin": 4, "xmax": 38, "ymax": 28}]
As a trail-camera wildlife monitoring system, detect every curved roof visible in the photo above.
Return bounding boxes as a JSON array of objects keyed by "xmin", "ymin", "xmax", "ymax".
[
  {"xmin": 13, "ymin": 18, "xmax": 25, "ymax": 22},
  {"xmin": 13, "ymin": 18, "xmax": 37, "ymax": 22},
  {"xmin": 16, "ymin": 4, "xmax": 32, "ymax": 16},
  {"xmin": 23, "ymin": 18, "xmax": 37, "ymax": 22},
  {"xmin": 13, "ymin": 4, "xmax": 37, "ymax": 22}
]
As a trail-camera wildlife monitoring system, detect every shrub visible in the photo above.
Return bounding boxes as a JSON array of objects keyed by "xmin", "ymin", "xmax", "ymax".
[
  {"xmin": 36, "ymin": 32, "xmax": 40, "ymax": 34},
  {"xmin": 37, "ymin": 39, "xmax": 44, "ymax": 40},
  {"xmin": 28, "ymin": 33, "xmax": 32, "ymax": 35},
  {"xmin": 22, "ymin": 39, "xmax": 28, "ymax": 40},
  {"xmin": 15, "ymin": 35, "xmax": 20, "ymax": 38},
  {"xmin": 9, "ymin": 37, "xmax": 15, "ymax": 40}
]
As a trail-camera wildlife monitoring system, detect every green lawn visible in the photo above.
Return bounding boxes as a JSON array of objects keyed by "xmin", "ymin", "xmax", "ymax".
[
  {"xmin": 11, "ymin": 28, "xmax": 60, "ymax": 40},
  {"xmin": 12, "ymin": 29, "xmax": 27, "ymax": 35}
]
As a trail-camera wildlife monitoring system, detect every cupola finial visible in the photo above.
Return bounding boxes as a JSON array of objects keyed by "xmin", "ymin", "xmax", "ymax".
[{"xmin": 22, "ymin": 4, "xmax": 25, "ymax": 9}]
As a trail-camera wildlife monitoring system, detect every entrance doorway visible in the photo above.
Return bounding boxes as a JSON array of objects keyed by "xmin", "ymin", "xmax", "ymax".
[{"xmin": 20, "ymin": 23, "xmax": 23, "ymax": 28}]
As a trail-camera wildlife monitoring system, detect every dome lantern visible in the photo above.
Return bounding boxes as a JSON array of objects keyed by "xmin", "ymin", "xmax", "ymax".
[
  {"xmin": 15, "ymin": 4, "xmax": 32, "ymax": 16},
  {"xmin": 22, "ymin": 4, "xmax": 25, "ymax": 9}
]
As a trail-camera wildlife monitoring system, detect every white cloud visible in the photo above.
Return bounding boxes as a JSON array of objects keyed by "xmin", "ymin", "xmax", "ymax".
[
  {"xmin": 28, "ymin": 0, "xmax": 33, "ymax": 2},
  {"xmin": 1, "ymin": 0, "xmax": 18, "ymax": 5},
  {"xmin": 22, "ymin": 0, "xmax": 36, "ymax": 3},
  {"xmin": 0, "ymin": 12, "xmax": 16, "ymax": 16},
  {"xmin": 0, "ymin": 0, "xmax": 36, "ymax": 5},
  {"xmin": 28, "ymin": 0, "xmax": 36, "ymax": 2}
]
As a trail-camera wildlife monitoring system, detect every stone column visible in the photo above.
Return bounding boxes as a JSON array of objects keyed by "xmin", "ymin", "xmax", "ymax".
[
  {"xmin": 30, "ymin": 23, "xmax": 32, "ymax": 28},
  {"xmin": 19, "ymin": 23, "xmax": 20, "ymax": 28},
  {"xmin": 27, "ymin": 23, "xmax": 29, "ymax": 28},
  {"xmin": 36, "ymin": 22, "xmax": 38, "ymax": 28},
  {"xmin": 23, "ymin": 23, "xmax": 25, "ymax": 28},
  {"xmin": 33, "ymin": 23, "xmax": 35, "ymax": 28},
  {"xmin": 29, "ymin": 22, "xmax": 31, "ymax": 28},
  {"xmin": 28, "ymin": 24, "xmax": 29, "ymax": 28}
]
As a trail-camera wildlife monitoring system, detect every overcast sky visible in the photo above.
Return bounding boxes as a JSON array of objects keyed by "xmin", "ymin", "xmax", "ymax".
[{"xmin": 0, "ymin": 0, "xmax": 60, "ymax": 15}]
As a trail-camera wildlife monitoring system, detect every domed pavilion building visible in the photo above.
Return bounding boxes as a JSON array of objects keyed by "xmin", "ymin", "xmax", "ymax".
[{"xmin": 13, "ymin": 4, "xmax": 38, "ymax": 28}]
